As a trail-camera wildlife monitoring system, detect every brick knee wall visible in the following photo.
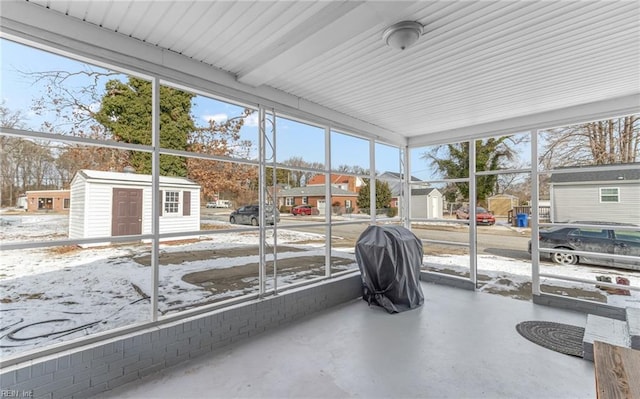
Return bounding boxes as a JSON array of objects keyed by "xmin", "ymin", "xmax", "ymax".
[{"xmin": 0, "ymin": 274, "xmax": 362, "ymax": 399}]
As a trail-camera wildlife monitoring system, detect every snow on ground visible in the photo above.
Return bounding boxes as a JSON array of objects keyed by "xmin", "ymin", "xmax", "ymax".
[
  {"xmin": 1, "ymin": 213, "xmax": 638, "ymax": 357},
  {"xmin": 427, "ymin": 255, "xmax": 640, "ymax": 308},
  {"xmin": 0, "ymin": 214, "xmax": 355, "ymax": 356}
]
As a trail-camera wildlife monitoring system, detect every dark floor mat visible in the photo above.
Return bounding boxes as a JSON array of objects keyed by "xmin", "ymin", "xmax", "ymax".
[{"xmin": 516, "ymin": 320, "xmax": 585, "ymax": 358}]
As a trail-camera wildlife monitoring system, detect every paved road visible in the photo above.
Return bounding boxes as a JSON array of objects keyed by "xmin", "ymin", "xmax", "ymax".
[{"xmin": 202, "ymin": 208, "xmax": 532, "ymax": 261}]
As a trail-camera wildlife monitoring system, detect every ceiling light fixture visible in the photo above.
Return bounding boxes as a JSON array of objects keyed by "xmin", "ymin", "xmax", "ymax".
[{"xmin": 382, "ymin": 21, "xmax": 423, "ymax": 50}]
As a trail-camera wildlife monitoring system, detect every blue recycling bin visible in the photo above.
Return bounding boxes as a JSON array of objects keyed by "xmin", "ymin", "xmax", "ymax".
[{"xmin": 516, "ymin": 213, "xmax": 528, "ymax": 227}]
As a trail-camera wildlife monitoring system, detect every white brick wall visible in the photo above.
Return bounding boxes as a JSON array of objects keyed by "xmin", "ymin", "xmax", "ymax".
[{"xmin": 0, "ymin": 275, "xmax": 362, "ymax": 399}]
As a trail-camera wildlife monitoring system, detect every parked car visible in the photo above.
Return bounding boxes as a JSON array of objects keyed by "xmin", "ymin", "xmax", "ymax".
[
  {"xmin": 229, "ymin": 205, "xmax": 280, "ymax": 226},
  {"xmin": 455, "ymin": 206, "xmax": 496, "ymax": 226},
  {"xmin": 292, "ymin": 204, "xmax": 313, "ymax": 216},
  {"xmin": 206, "ymin": 202, "xmax": 217, "ymax": 208},
  {"xmin": 528, "ymin": 222, "xmax": 640, "ymax": 268}
]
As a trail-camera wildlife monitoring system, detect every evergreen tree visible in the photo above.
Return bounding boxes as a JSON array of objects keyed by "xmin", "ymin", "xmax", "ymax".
[
  {"xmin": 423, "ymin": 138, "xmax": 516, "ymax": 204},
  {"xmin": 95, "ymin": 77, "xmax": 195, "ymax": 176},
  {"xmin": 357, "ymin": 179, "xmax": 392, "ymax": 214}
]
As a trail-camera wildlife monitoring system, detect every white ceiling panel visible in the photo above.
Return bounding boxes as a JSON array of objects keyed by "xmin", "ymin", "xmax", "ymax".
[{"xmin": 3, "ymin": 0, "xmax": 639, "ymax": 144}]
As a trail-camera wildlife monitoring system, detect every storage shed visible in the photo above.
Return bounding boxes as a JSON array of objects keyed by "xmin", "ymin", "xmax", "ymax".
[
  {"xmin": 550, "ymin": 164, "xmax": 640, "ymax": 225},
  {"xmin": 487, "ymin": 194, "xmax": 519, "ymax": 217},
  {"xmin": 69, "ymin": 169, "xmax": 201, "ymax": 243},
  {"xmin": 410, "ymin": 188, "xmax": 444, "ymax": 219}
]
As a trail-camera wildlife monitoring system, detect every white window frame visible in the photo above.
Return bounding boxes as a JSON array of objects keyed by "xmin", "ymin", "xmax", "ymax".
[
  {"xmin": 285, "ymin": 197, "xmax": 294, "ymax": 206},
  {"xmin": 302, "ymin": 196, "xmax": 308, "ymax": 204},
  {"xmin": 164, "ymin": 191, "xmax": 180, "ymax": 214},
  {"xmin": 599, "ymin": 187, "xmax": 620, "ymax": 203}
]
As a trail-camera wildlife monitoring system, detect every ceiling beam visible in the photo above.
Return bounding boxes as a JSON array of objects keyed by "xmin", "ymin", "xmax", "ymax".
[{"xmin": 237, "ymin": 1, "xmax": 415, "ymax": 87}]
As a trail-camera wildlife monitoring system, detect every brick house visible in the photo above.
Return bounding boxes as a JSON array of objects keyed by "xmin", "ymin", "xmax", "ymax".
[
  {"xmin": 278, "ymin": 185, "xmax": 359, "ymax": 214},
  {"xmin": 25, "ymin": 190, "xmax": 71, "ymax": 212}
]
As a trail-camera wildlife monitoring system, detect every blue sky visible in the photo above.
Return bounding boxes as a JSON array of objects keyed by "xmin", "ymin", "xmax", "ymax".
[{"xmin": 1, "ymin": 38, "xmax": 404, "ymax": 176}]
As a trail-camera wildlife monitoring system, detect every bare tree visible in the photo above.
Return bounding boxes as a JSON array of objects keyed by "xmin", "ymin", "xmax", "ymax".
[{"xmin": 540, "ymin": 115, "xmax": 639, "ymax": 168}]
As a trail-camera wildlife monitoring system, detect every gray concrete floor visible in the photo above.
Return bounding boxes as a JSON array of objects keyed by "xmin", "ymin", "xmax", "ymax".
[{"xmin": 96, "ymin": 282, "xmax": 595, "ymax": 399}]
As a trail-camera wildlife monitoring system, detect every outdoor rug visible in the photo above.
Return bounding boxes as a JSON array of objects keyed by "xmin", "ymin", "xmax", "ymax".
[{"xmin": 515, "ymin": 321, "xmax": 585, "ymax": 358}]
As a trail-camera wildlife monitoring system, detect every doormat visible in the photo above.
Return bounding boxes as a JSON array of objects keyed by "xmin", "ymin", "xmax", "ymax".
[{"xmin": 515, "ymin": 321, "xmax": 585, "ymax": 358}]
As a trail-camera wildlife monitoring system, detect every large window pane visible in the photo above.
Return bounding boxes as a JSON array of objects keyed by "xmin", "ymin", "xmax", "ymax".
[
  {"xmin": 536, "ymin": 116, "xmax": 640, "ymax": 308},
  {"xmin": 413, "ymin": 181, "xmax": 470, "ymax": 276},
  {"xmin": 331, "ymin": 131, "xmax": 369, "ymax": 173},
  {"xmin": 476, "ymin": 172, "xmax": 533, "ymax": 296},
  {"xmin": 0, "ymin": 241, "xmax": 152, "ymax": 357},
  {"xmin": 375, "ymin": 142, "xmax": 401, "ymax": 174},
  {"xmin": 1, "ymin": 39, "xmax": 137, "ymax": 138},
  {"xmin": 182, "ymin": 91, "xmax": 258, "ymax": 161},
  {"xmin": 275, "ymin": 116, "xmax": 325, "ymax": 166}
]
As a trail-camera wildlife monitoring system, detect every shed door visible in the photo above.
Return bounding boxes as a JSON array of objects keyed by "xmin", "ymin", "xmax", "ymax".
[
  {"xmin": 429, "ymin": 196, "xmax": 439, "ymax": 218},
  {"xmin": 112, "ymin": 188, "xmax": 143, "ymax": 236}
]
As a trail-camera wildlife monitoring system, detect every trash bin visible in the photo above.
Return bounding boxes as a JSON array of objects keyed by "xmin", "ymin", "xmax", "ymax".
[{"xmin": 516, "ymin": 213, "xmax": 528, "ymax": 227}]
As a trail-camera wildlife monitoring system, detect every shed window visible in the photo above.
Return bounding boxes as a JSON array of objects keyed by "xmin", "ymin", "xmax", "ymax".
[
  {"xmin": 63, "ymin": 198, "xmax": 70, "ymax": 209},
  {"xmin": 599, "ymin": 187, "xmax": 619, "ymax": 203},
  {"xmin": 164, "ymin": 191, "xmax": 180, "ymax": 214}
]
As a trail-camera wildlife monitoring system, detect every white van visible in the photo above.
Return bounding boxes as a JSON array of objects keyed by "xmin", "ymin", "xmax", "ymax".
[{"xmin": 215, "ymin": 200, "xmax": 231, "ymax": 208}]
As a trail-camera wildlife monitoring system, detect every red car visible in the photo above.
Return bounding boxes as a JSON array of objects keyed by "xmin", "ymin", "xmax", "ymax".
[
  {"xmin": 455, "ymin": 206, "xmax": 496, "ymax": 226},
  {"xmin": 292, "ymin": 204, "xmax": 313, "ymax": 216}
]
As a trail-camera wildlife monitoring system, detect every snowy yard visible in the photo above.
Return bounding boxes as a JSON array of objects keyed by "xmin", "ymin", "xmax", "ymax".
[{"xmin": 1, "ymin": 213, "xmax": 638, "ymax": 357}]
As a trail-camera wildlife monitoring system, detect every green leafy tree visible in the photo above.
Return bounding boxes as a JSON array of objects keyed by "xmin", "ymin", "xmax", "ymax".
[
  {"xmin": 357, "ymin": 179, "xmax": 392, "ymax": 213},
  {"xmin": 94, "ymin": 77, "xmax": 195, "ymax": 176},
  {"xmin": 423, "ymin": 138, "xmax": 517, "ymax": 204}
]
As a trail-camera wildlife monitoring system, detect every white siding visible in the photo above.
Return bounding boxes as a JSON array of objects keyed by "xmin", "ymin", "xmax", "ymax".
[
  {"xmin": 159, "ymin": 187, "xmax": 200, "ymax": 235},
  {"xmin": 410, "ymin": 192, "xmax": 443, "ymax": 219},
  {"xmin": 70, "ymin": 171, "xmax": 201, "ymax": 243},
  {"xmin": 86, "ymin": 183, "xmax": 119, "ymax": 238},
  {"xmin": 552, "ymin": 182, "xmax": 640, "ymax": 225},
  {"xmin": 410, "ymin": 195, "xmax": 428, "ymax": 219},
  {"xmin": 68, "ymin": 176, "xmax": 86, "ymax": 239}
]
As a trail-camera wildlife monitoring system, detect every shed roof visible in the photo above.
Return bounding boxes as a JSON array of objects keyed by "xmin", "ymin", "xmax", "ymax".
[
  {"xmin": 74, "ymin": 170, "xmax": 200, "ymax": 187},
  {"xmin": 550, "ymin": 164, "xmax": 640, "ymax": 183},
  {"xmin": 411, "ymin": 188, "xmax": 439, "ymax": 196}
]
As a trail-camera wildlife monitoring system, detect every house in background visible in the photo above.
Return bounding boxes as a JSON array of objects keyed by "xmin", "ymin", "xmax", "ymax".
[
  {"xmin": 550, "ymin": 164, "xmax": 640, "ymax": 225},
  {"xmin": 69, "ymin": 169, "xmax": 201, "ymax": 244},
  {"xmin": 278, "ymin": 185, "xmax": 358, "ymax": 214},
  {"xmin": 306, "ymin": 174, "xmax": 364, "ymax": 193},
  {"xmin": 25, "ymin": 189, "xmax": 71, "ymax": 212},
  {"xmin": 377, "ymin": 171, "xmax": 442, "ymax": 218}
]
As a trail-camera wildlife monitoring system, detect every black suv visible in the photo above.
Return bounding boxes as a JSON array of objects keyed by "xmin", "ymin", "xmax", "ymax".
[{"xmin": 229, "ymin": 205, "xmax": 280, "ymax": 226}]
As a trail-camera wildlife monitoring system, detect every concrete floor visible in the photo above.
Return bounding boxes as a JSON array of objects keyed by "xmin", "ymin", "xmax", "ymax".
[{"xmin": 95, "ymin": 282, "xmax": 595, "ymax": 399}]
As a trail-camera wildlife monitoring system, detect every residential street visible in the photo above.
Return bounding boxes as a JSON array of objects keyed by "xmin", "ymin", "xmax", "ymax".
[{"xmin": 202, "ymin": 208, "xmax": 532, "ymax": 261}]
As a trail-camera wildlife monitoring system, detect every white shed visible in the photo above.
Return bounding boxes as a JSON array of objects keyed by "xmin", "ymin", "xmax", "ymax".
[
  {"xmin": 69, "ymin": 169, "xmax": 200, "ymax": 243},
  {"xmin": 410, "ymin": 188, "xmax": 444, "ymax": 219},
  {"xmin": 550, "ymin": 165, "xmax": 640, "ymax": 225}
]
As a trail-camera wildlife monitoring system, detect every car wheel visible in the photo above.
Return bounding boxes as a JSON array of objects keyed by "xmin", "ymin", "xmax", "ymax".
[
  {"xmin": 229, "ymin": 216, "xmax": 236, "ymax": 224},
  {"xmin": 551, "ymin": 248, "xmax": 578, "ymax": 265},
  {"xmin": 251, "ymin": 217, "xmax": 258, "ymax": 226}
]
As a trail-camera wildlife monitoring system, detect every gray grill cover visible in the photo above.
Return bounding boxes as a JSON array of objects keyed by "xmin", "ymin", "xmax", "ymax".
[{"xmin": 355, "ymin": 225, "xmax": 424, "ymax": 313}]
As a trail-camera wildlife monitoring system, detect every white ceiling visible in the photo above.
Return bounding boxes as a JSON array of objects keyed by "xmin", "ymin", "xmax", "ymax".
[{"xmin": 2, "ymin": 1, "xmax": 639, "ymax": 146}]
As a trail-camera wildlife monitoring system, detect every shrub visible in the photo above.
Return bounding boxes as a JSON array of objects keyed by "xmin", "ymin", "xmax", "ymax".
[{"xmin": 386, "ymin": 207, "xmax": 398, "ymax": 217}]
